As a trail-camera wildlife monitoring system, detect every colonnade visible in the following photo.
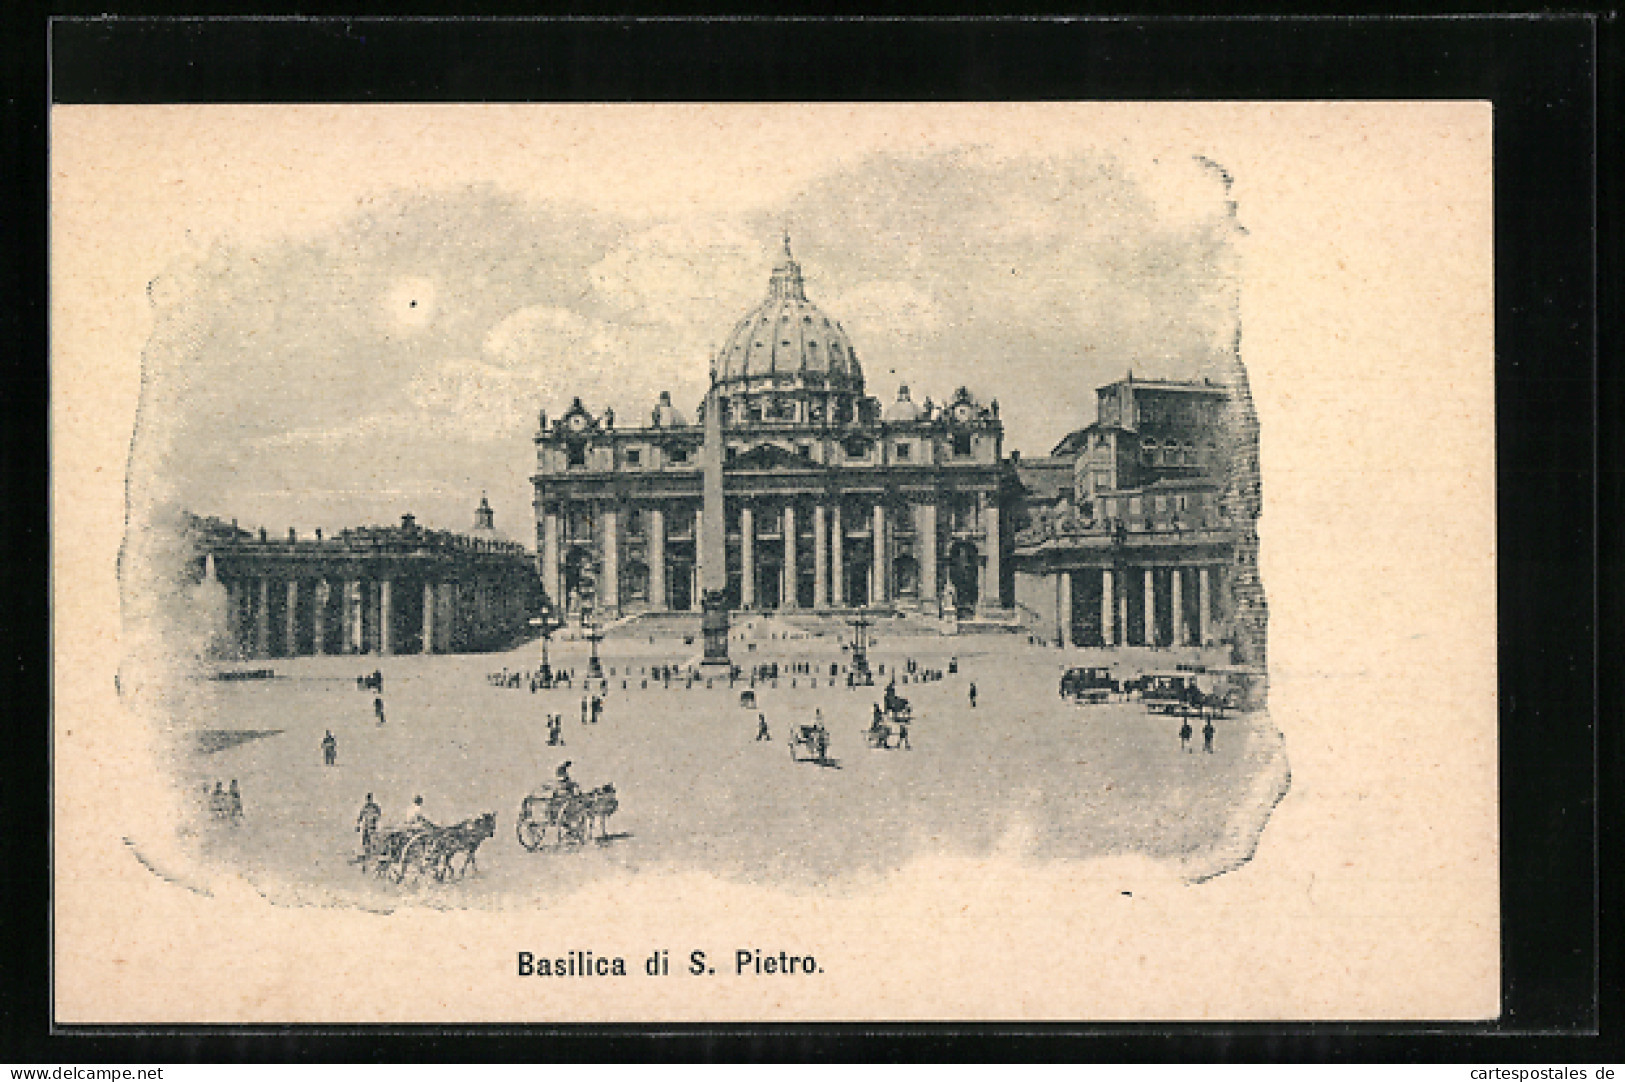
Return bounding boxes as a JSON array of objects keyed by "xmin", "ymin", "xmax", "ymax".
[
  {"xmin": 1053, "ymin": 563, "xmax": 1227, "ymax": 648},
  {"xmin": 222, "ymin": 574, "xmax": 525, "ymax": 658}
]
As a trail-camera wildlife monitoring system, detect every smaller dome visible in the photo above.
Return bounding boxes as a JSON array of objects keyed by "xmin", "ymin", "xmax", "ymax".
[
  {"xmin": 651, "ymin": 390, "xmax": 689, "ymax": 428},
  {"xmin": 882, "ymin": 384, "xmax": 923, "ymax": 423}
]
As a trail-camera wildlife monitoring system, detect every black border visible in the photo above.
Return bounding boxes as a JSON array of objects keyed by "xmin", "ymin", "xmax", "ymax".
[{"xmin": 4, "ymin": 12, "xmax": 1612, "ymax": 1063}]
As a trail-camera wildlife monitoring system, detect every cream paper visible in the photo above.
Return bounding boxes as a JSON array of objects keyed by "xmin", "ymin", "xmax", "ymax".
[{"xmin": 52, "ymin": 102, "xmax": 1497, "ymax": 1022}]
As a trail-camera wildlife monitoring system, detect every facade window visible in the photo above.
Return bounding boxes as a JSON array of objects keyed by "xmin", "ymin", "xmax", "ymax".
[
  {"xmin": 895, "ymin": 442, "xmax": 911, "ymax": 461},
  {"xmin": 1129, "ymin": 496, "xmax": 1143, "ymax": 516},
  {"xmin": 796, "ymin": 443, "xmax": 811, "ymax": 459},
  {"xmin": 668, "ymin": 446, "xmax": 688, "ymax": 465},
  {"xmin": 626, "ymin": 448, "xmax": 641, "ymax": 467},
  {"xmin": 567, "ymin": 444, "xmax": 587, "ymax": 468},
  {"xmin": 726, "ymin": 446, "xmax": 738, "ymax": 462},
  {"xmin": 953, "ymin": 432, "xmax": 972, "ymax": 457}
]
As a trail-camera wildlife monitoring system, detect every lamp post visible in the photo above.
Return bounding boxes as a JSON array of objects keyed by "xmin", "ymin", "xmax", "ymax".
[
  {"xmin": 581, "ymin": 568, "xmax": 604, "ymax": 681},
  {"xmin": 529, "ymin": 607, "xmax": 558, "ymax": 685},
  {"xmin": 848, "ymin": 612, "xmax": 873, "ymax": 686}
]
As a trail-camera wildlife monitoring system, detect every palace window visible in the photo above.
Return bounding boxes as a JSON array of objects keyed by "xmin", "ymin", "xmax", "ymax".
[
  {"xmin": 668, "ymin": 446, "xmax": 689, "ymax": 465},
  {"xmin": 625, "ymin": 448, "xmax": 641, "ymax": 467},
  {"xmin": 796, "ymin": 443, "xmax": 811, "ymax": 459},
  {"xmin": 895, "ymin": 442, "xmax": 912, "ymax": 461}
]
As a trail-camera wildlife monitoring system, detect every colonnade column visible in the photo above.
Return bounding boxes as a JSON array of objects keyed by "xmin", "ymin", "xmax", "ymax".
[
  {"xmin": 916, "ymin": 501, "xmax": 938, "ymax": 612},
  {"xmin": 284, "ymin": 580, "xmax": 300, "ymax": 656},
  {"xmin": 782, "ymin": 504, "xmax": 798, "ymax": 609},
  {"xmin": 1058, "ymin": 570, "xmax": 1073, "ymax": 647},
  {"xmin": 313, "ymin": 580, "xmax": 330, "ymax": 655},
  {"xmin": 602, "ymin": 507, "xmax": 619, "ymax": 616},
  {"xmin": 255, "ymin": 577, "xmax": 271, "ymax": 658},
  {"xmin": 346, "ymin": 580, "xmax": 363, "ymax": 654},
  {"xmin": 648, "ymin": 507, "xmax": 666, "ymax": 611},
  {"xmin": 871, "ymin": 503, "xmax": 887, "ymax": 606},
  {"xmin": 1197, "ymin": 565, "xmax": 1211, "ymax": 645},
  {"xmin": 982, "ymin": 498, "xmax": 1002, "ymax": 611},
  {"xmin": 830, "ymin": 504, "xmax": 845, "ymax": 607},
  {"xmin": 225, "ymin": 581, "xmax": 243, "ymax": 656},
  {"xmin": 1142, "ymin": 567, "xmax": 1155, "ymax": 647},
  {"xmin": 422, "ymin": 581, "xmax": 437, "ymax": 654},
  {"xmin": 1101, "ymin": 568, "xmax": 1116, "ymax": 646},
  {"xmin": 379, "ymin": 578, "xmax": 394, "ymax": 656},
  {"xmin": 740, "ymin": 505, "xmax": 756, "ymax": 609},
  {"xmin": 437, "ymin": 582, "xmax": 455, "ymax": 652},
  {"xmin": 1171, "ymin": 567, "xmax": 1185, "ymax": 646},
  {"xmin": 542, "ymin": 509, "xmax": 561, "ymax": 610},
  {"xmin": 813, "ymin": 505, "xmax": 829, "ymax": 609}
]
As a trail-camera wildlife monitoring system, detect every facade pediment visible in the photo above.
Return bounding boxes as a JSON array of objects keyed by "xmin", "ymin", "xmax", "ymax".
[{"xmin": 728, "ymin": 442, "xmax": 822, "ymax": 472}]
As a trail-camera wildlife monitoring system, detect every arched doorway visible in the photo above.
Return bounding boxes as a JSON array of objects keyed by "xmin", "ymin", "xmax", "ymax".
[
  {"xmin": 947, "ymin": 540, "xmax": 980, "ymax": 614},
  {"xmin": 892, "ymin": 554, "xmax": 919, "ymax": 602},
  {"xmin": 562, "ymin": 547, "xmax": 595, "ymax": 613},
  {"xmin": 622, "ymin": 560, "xmax": 650, "ymax": 606}
]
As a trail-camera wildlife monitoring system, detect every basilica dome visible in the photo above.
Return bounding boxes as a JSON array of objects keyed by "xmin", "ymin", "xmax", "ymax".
[{"xmin": 713, "ymin": 237, "xmax": 865, "ymax": 395}]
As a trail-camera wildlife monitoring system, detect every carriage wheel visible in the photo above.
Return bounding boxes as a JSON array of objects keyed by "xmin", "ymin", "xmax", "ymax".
[
  {"xmin": 516, "ymin": 813, "xmax": 546, "ymax": 852},
  {"xmin": 397, "ymin": 835, "xmax": 431, "ymax": 883}
]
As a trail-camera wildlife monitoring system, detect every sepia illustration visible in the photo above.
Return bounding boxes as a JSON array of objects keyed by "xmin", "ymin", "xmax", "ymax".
[
  {"xmin": 57, "ymin": 102, "xmax": 1500, "ymax": 1022},
  {"xmin": 111, "ymin": 115, "xmax": 1285, "ymax": 908}
]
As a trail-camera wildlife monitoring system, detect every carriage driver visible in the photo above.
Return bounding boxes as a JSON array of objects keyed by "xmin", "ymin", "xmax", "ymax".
[
  {"xmin": 402, "ymin": 795, "xmax": 436, "ymax": 832},
  {"xmin": 555, "ymin": 760, "xmax": 579, "ymax": 795}
]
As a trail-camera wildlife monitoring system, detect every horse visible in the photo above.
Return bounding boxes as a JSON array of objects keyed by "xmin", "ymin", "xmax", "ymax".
[
  {"xmin": 582, "ymin": 784, "xmax": 619, "ymax": 841},
  {"xmin": 429, "ymin": 812, "xmax": 497, "ymax": 879}
]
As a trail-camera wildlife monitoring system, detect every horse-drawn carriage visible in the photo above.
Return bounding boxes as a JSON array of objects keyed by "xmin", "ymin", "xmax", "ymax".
[
  {"xmin": 789, "ymin": 723, "xmax": 830, "ymax": 762},
  {"xmin": 515, "ymin": 783, "xmax": 619, "ymax": 850},
  {"xmin": 863, "ymin": 685, "xmax": 912, "ymax": 749},
  {"xmin": 356, "ymin": 669, "xmax": 383, "ymax": 692},
  {"xmin": 362, "ymin": 813, "xmax": 496, "ymax": 884},
  {"xmin": 1060, "ymin": 666, "xmax": 1119, "ymax": 704}
]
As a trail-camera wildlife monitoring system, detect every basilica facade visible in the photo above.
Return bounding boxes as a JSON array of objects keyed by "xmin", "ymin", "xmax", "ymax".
[{"xmin": 532, "ymin": 239, "xmax": 1017, "ymax": 622}]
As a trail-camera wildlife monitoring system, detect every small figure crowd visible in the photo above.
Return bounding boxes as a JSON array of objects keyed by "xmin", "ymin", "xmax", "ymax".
[{"xmin": 204, "ymin": 779, "xmax": 244, "ymax": 824}]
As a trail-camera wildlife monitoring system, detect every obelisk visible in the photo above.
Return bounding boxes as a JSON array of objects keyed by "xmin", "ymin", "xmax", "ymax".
[{"xmin": 699, "ymin": 375, "xmax": 731, "ymax": 667}]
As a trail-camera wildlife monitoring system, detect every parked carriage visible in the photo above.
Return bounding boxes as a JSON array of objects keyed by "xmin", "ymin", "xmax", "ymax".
[
  {"xmin": 515, "ymin": 783, "xmax": 619, "ymax": 850},
  {"xmin": 1060, "ymin": 666, "xmax": 1119, "ymax": 704}
]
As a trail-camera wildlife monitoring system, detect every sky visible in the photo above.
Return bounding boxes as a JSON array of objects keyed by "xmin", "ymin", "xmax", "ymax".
[{"xmin": 65, "ymin": 105, "xmax": 1244, "ymax": 543}]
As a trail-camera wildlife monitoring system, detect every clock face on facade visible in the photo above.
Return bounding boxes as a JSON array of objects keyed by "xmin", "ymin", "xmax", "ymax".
[
  {"xmin": 952, "ymin": 403, "xmax": 973, "ymax": 422},
  {"xmin": 568, "ymin": 413, "xmax": 589, "ymax": 432}
]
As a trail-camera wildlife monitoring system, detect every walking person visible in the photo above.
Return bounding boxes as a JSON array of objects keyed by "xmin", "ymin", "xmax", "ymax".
[
  {"xmin": 968, "ymin": 681, "xmax": 977, "ymax": 709},
  {"xmin": 1179, "ymin": 718, "xmax": 1193, "ymax": 753},
  {"xmin": 209, "ymin": 781, "xmax": 228, "ymax": 822},
  {"xmin": 591, "ymin": 695, "xmax": 602, "ymax": 724},
  {"xmin": 896, "ymin": 717, "xmax": 911, "ymax": 750},
  {"xmin": 373, "ymin": 696, "xmax": 387, "ymax": 725},
  {"xmin": 581, "ymin": 695, "xmax": 590, "ymax": 725},
  {"xmin": 1202, "ymin": 719, "xmax": 1215, "ymax": 754},
  {"xmin": 322, "ymin": 730, "xmax": 338, "ymax": 766},
  {"xmin": 356, "ymin": 793, "xmax": 381, "ymax": 855},
  {"xmin": 755, "ymin": 714, "xmax": 771, "ymax": 741},
  {"xmin": 227, "ymin": 779, "xmax": 244, "ymax": 824}
]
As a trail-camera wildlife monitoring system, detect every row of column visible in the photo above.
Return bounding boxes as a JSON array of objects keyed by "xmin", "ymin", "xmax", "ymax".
[
  {"xmin": 226, "ymin": 576, "xmax": 489, "ymax": 658},
  {"xmin": 541, "ymin": 493, "xmax": 998, "ymax": 614},
  {"xmin": 1055, "ymin": 564, "xmax": 1221, "ymax": 648}
]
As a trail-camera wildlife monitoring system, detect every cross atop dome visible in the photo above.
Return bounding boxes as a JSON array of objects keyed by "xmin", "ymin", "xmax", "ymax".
[{"xmin": 768, "ymin": 230, "xmax": 806, "ymax": 302}]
